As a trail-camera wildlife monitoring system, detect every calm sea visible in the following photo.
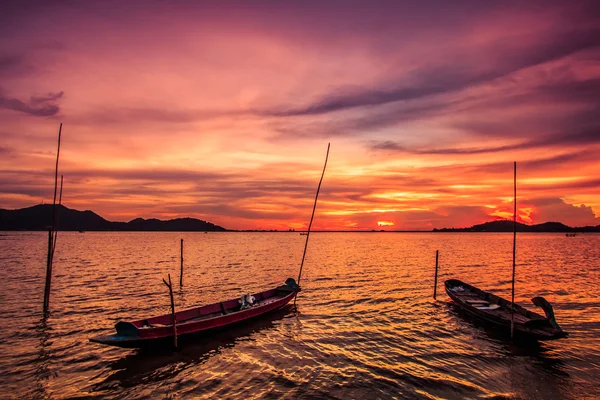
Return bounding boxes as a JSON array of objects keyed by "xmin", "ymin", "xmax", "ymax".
[{"xmin": 0, "ymin": 232, "xmax": 599, "ymax": 399}]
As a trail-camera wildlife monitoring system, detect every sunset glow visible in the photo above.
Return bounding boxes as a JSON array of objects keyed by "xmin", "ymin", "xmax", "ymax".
[{"xmin": 1, "ymin": 1, "xmax": 599, "ymax": 230}]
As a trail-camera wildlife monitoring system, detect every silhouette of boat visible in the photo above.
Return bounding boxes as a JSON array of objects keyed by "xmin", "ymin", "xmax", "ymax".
[
  {"xmin": 565, "ymin": 232, "xmax": 577, "ymax": 237},
  {"xmin": 445, "ymin": 279, "xmax": 567, "ymax": 341},
  {"xmin": 444, "ymin": 163, "xmax": 568, "ymax": 342},
  {"xmin": 90, "ymin": 279, "xmax": 300, "ymax": 348}
]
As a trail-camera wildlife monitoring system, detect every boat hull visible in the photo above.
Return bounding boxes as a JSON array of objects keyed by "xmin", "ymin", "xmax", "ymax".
[
  {"xmin": 91, "ymin": 282, "xmax": 299, "ymax": 348},
  {"xmin": 444, "ymin": 279, "xmax": 567, "ymax": 341}
]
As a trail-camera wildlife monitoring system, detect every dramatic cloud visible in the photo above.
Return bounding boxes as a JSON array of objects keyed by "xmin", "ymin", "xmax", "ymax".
[
  {"xmin": 1, "ymin": 0, "xmax": 599, "ymax": 229},
  {"xmin": 529, "ymin": 198, "xmax": 599, "ymax": 226},
  {"xmin": 492, "ymin": 197, "xmax": 599, "ymax": 226},
  {"xmin": 265, "ymin": 28, "xmax": 600, "ymax": 117},
  {"xmin": 0, "ymin": 89, "xmax": 63, "ymax": 116},
  {"xmin": 30, "ymin": 91, "xmax": 64, "ymax": 104}
]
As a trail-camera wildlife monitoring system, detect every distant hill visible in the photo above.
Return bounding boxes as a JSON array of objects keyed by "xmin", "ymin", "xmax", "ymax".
[
  {"xmin": 3, "ymin": 205, "xmax": 598, "ymax": 233},
  {"xmin": 0, "ymin": 204, "xmax": 227, "ymax": 231},
  {"xmin": 124, "ymin": 216, "xmax": 225, "ymax": 231},
  {"xmin": 433, "ymin": 219, "xmax": 600, "ymax": 232}
]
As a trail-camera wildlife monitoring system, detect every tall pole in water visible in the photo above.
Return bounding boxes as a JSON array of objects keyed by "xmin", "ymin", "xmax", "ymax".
[
  {"xmin": 297, "ymin": 143, "xmax": 330, "ymax": 286},
  {"xmin": 511, "ymin": 162, "xmax": 517, "ymax": 339},
  {"xmin": 44, "ymin": 123, "xmax": 63, "ymax": 314},
  {"xmin": 52, "ymin": 175, "xmax": 63, "ymax": 258},
  {"xmin": 433, "ymin": 250, "xmax": 439, "ymax": 299},
  {"xmin": 180, "ymin": 239, "xmax": 184, "ymax": 287}
]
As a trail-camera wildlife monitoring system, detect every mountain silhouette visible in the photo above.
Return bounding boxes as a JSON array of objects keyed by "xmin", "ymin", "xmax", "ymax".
[
  {"xmin": 2, "ymin": 204, "xmax": 598, "ymax": 232},
  {"xmin": 0, "ymin": 204, "xmax": 226, "ymax": 231},
  {"xmin": 433, "ymin": 219, "xmax": 600, "ymax": 232}
]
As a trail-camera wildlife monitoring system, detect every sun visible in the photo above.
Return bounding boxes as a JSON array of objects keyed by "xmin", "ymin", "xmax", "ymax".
[{"xmin": 377, "ymin": 221, "xmax": 394, "ymax": 227}]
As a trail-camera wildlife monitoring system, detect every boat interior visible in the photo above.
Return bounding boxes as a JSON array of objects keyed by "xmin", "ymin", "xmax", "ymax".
[
  {"xmin": 136, "ymin": 287, "xmax": 294, "ymax": 328},
  {"xmin": 446, "ymin": 280, "xmax": 546, "ymax": 324}
]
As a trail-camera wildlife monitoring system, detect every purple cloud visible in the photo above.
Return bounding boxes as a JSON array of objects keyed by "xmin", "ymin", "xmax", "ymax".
[{"xmin": 0, "ymin": 88, "xmax": 63, "ymax": 117}]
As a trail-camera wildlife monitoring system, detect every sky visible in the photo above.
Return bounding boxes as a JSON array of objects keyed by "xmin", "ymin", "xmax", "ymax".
[{"xmin": 1, "ymin": 0, "xmax": 599, "ymax": 230}]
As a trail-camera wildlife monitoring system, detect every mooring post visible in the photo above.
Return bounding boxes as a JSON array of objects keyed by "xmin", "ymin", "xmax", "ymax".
[
  {"xmin": 433, "ymin": 250, "xmax": 439, "ymax": 299},
  {"xmin": 511, "ymin": 161, "xmax": 517, "ymax": 340},
  {"xmin": 180, "ymin": 239, "xmax": 184, "ymax": 287},
  {"xmin": 43, "ymin": 123, "xmax": 63, "ymax": 315},
  {"xmin": 43, "ymin": 229, "xmax": 53, "ymax": 313},
  {"xmin": 162, "ymin": 273, "xmax": 178, "ymax": 349}
]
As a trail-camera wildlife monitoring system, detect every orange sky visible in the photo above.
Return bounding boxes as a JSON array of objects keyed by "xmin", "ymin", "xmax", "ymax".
[{"xmin": 1, "ymin": 1, "xmax": 599, "ymax": 230}]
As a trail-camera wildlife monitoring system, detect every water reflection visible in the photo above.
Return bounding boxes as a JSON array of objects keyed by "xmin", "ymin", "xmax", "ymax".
[
  {"xmin": 504, "ymin": 346, "xmax": 574, "ymax": 400},
  {"xmin": 443, "ymin": 300, "xmax": 574, "ymax": 399},
  {"xmin": 1, "ymin": 232, "xmax": 599, "ymax": 399},
  {"xmin": 92, "ymin": 306, "xmax": 295, "ymax": 392},
  {"xmin": 32, "ymin": 316, "xmax": 55, "ymax": 399}
]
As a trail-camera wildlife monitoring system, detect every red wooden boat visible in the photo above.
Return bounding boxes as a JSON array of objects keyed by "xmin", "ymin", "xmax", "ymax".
[
  {"xmin": 445, "ymin": 279, "xmax": 568, "ymax": 341},
  {"xmin": 90, "ymin": 279, "xmax": 300, "ymax": 348}
]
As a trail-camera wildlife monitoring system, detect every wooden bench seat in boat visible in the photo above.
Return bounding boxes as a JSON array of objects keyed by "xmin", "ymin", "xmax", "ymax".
[{"xmin": 465, "ymin": 299, "xmax": 490, "ymax": 306}]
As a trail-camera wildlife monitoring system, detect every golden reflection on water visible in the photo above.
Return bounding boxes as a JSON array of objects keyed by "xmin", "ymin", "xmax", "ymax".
[{"xmin": 0, "ymin": 232, "xmax": 599, "ymax": 399}]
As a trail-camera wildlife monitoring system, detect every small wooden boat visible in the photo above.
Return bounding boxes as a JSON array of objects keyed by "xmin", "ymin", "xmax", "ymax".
[
  {"xmin": 90, "ymin": 279, "xmax": 300, "ymax": 348},
  {"xmin": 445, "ymin": 279, "xmax": 568, "ymax": 341}
]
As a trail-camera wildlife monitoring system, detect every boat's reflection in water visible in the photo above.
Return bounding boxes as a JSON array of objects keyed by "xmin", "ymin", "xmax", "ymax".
[
  {"xmin": 445, "ymin": 300, "xmax": 565, "ymax": 346},
  {"xmin": 96, "ymin": 305, "xmax": 297, "ymax": 390},
  {"xmin": 444, "ymin": 300, "xmax": 574, "ymax": 398}
]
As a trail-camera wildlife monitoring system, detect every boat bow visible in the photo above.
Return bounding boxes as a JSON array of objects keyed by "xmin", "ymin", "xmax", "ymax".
[{"xmin": 531, "ymin": 296, "xmax": 566, "ymax": 335}]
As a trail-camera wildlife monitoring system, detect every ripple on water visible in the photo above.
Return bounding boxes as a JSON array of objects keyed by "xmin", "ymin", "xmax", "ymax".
[{"xmin": 0, "ymin": 232, "xmax": 599, "ymax": 399}]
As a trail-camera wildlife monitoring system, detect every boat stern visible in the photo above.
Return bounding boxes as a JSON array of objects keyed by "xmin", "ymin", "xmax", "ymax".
[{"xmin": 276, "ymin": 278, "xmax": 301, "ymax": 293}]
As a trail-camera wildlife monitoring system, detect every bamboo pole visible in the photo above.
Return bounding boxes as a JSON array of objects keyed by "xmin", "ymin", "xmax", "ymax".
[
  {"xmin": 433, "ymin": 250, "xmax": 439, "ymax": 299},
  {"xmin": 511, "ymin": 161, "xmax": 517, "ymax": 339},
  {"xmin": 50, "ymin": 124, "xmax": 62, "ymax": 231},
  {"xmin": 297, "ymin": 143, "xmax": 330, "ymax": 286},
  {"xmin": 58, "ymin": 175, "xmax": 63, "ymax": 205},
  {"xmin": 52, "ymin": 175, "xmax": 63, "ymax": 257},
  {"xmin": 43, "ymin": 230, "xmax": 53, "ymax": 312},
  {"xmin": 180, "ymin": 239, "xmax": 184, "ymax": 287},
  {"xmin": 43, "ymin": 124, "xmax": 62, "ymax": 314},
  {"xmin": 162, "ymin": 273, "xmax": 178, "ymax": 348}
]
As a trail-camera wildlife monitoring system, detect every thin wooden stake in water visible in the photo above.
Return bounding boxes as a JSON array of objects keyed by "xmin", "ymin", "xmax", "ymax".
[
  {"xmin": 43, "ymin": 123, "xmax": 63, "ymax": 314},
  {"xmin": 511, "ymin": 161, "xmax": 517, "ymax": 340},
  {"xmin": 180, "ymin": 239, "xmax": 184, "ymax": 287},
  {"xmin": 297, "ymin": 143, "xmax": 330, "ymax": 286},
  {"xmin": 52, "ymin": 175, "xmax": 64, "ymax": 258},
  {"xmin": 44, "ymin": 229, "xmax": 53, "ymax": 312},
  {"xmin": 58, "ymin": 175, "xmax": 64, "ymax": 205},
  {"xmin": 51, "ymin": 124, "xmax": 62, "ymax": 231},
  {"xmin": 433, "ymin": 250, "xmax": 439, "ymax": 299},
  {"xmin": 162, "ymin": 273, "xmax": 178, "ymax": 348}
]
